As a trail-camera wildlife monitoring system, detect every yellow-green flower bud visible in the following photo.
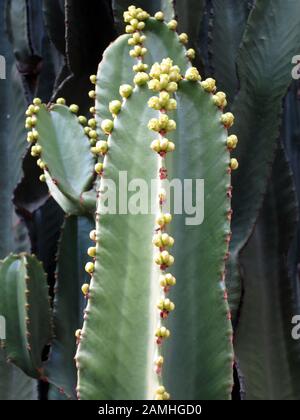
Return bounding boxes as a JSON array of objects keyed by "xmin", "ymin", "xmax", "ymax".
[
  {"xmin": 78, "ymin": 116, "xmax": 87, "ymax": 125},
  {"xmin": 90, "ymin": 75, "xmax": 97, "ymax": 84},
  {"xmin": 109, "ymin": 100, "xmax": 122, "ymax": 115},
  {"xmin": 89, "ymin": 230, "xmax": 97, "ymax": 241},
  {"xmin": 167, "ymin": 20, "xmax": 178, "ymax": 30},
  {"xmin": 89, "ymin": 130, "xmax": 98, "ymax": 139},
  {"xmin": 179, "ymin": 33, "xmax": 189, "ymax": 44},
  {"xmin": 230, "ymin": 158, "xmax": 239, "ymax": 170},
  {"xmin": 213, "ymin": 92, "xmax": 227, "ymax": 108},
  {"xmin": 227, "ymin": 135, "xmax": 238, "ymax": 149},
  {"xmin": 95, "ymin": 163, "xmax": 104, "ymax": 175},
  {"xmin": 133, "ymin": 72, "xmax": 149, "ymax": 86},
  {"xmin": 166, "ymin": 82, "xmax": 178, "ymax": 93},
  {"xmin": 126, "ymin": 25, "xmax": 134, "ymax": 34},
  {"xmin": 88, "ymin": 118, "xmax": 96, "ymax": 128},
  {"xmin": 33, "ymin": 98, "xmax": 42, "ymax": 106},
  {"xmin": 221, "ymin": 112, "xmax": 235, "ymax": 128},
  {"xmin": 137, "ymin": 21, "xmax": 145, "ymax": 30},
  {"xmin": 155, "ymin": 11, "xmax": 164, "ymax": 21},
  {"xmin": 101, "ymin": 119, "xmax": 114, "ymax": 134},
  {"xmin": 160, "ymin": 74, "xmax": 170, "ymax": 89},
  {"xmin": 148, "ymin": 118, "xmax": 160, "ymax": 132},
  {"xmin": 166, "ymin": 98, "xmax": 177, "ymax": 111},
  {"xmin": 148, "ymin": 79, "xmax": 161, "ymax": 92},
  {"xmin": 81, "ymin": 283, "xmax": 90, "ymax": 296},
  {"xmin": 39, "ymin": 174, "xmax": 46, "ymax": 183},
  {"xmin": 88, "ymin": 90, "xmax": 96, "ymax": 99},
  {"xmin": 185, "ymin": 67, "xmax": 201, "ymax": 81},
  {"xmin": 201, "ymin": 78, "xmax": 217, "ymax": 92},
  {"xmin": 85, "ymin": 262, "xmax": 94, "ymax": 274},
  {"xmin": 96, "ymin": 140, "xmax": 109, "ymax": 155},
  {"xmin": 186, "ymin": 48, "xmax": 196, "ymax": 60},
  {"xmin": 119, "ymin": 84, "xmax": 133, "ymax": 98},
  {"xmin": 87, "ymin": 247, "xmax": 97, "ymax": 258},
  {"xmin": 56, "ymin": 98, "xmax": 66, "ymax": 105},
  {"xmin": 148, "ymin": 97, "xmax": 161, "ymax": 110}
]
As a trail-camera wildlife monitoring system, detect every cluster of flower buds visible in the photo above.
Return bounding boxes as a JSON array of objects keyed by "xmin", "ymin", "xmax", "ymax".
[
  {"xmin": 148, "ymin": 58, "xmax": 182, "ymax": 93},
  {"xmin": 155, "ymin": 386, "xmax": 170, "ymax": 401},
  {"xmin": 124, "ymin": 5, "xmax": 149, "ymax": 34}
]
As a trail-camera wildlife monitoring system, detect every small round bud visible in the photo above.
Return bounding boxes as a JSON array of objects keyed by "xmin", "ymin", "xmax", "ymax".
[
  {"xmin": 137, "ymin": 21, "xmax": 145, "ymax": 30},
  {"xmin": 87, "ymin": 247, "xmax": 97, "ymax": 258},
  {"xmin": 89, "ymin": 130, "xmax": 98, "ymax": 139},
  {"xmin": 134, "ymin": 72, "xmax": 149, "ymax": 86},
  {"xmin": 155, "ymin": 11, "xmax": 164, "ymax": 21},
  {"xmin": 109, "ymin": 100, "xmax": 122, "ymax": 115},
  {"xmin": 39, "ymin": 174, "xmax": 46, "ymax": 183},
  {"xmin": 88, "ymin": 90, "xmax": 96, "ymax": 99},
  {"xmin": 148, "ymin": 79, "xmax": 161, "ymax": 92},
  {"xmin": 101, "ymin": 119, "xmax": 114, "ymax": 134},
  {"xmin": 167, "ymin": 20, "xmax": 178, "ymax": 30},
  {"xmin": 185, "ymin": 67, "xmax": 201, "ymax": 81},
  {"xmin": 201, "ymin": 78, "xmax": 216, "ymax": 92},
  {"xmin": 96, "ymin": 140, "xmax": 109, "ymax": 155},
  {"xmin": 166, "ymin": 119, "xmax": 176, "ymax": 132},
  {"xmin": 166, "ymin": 82, "xmax": 178, "ymax": 93},
  {"xmin": 88, "ymin": 118, "xmax": 97, "ymax": 128},
  {"xmin": 33, "ymin": 98, "xmax": 42, "ymax": 106},
  {"xmin": 95, "ymin": 162, "xmax": 104, "ymax": 175},
  {"xmin": 230, "ymin": 158, "xmax": 239, "ymax": 170},
  {"xmin": 159, "ymin": 91, "xmax": 170, "ymax": 107},
  {"xmin": 69, "ymin": 104, "xmax": 79, "ymax": 114},
  {"xmin": 90, "ymin": 75, "xmax": 97, "ymax": 84},
  {"xmin": 75, "ymin": 329, "xmax": 81, "ymax": 339},
  {"xmin": 166, "ymin": 98, "xmax": 177, "ymax": 111},
  {"xmin": 81, "ymin": 284, "xmax": 90, "ymax": 296},
  {"xmin": 84, "ymin": 127, "xmax": 91, "ymax": 135},
  {"xmin": 186, "ymin": 48, "xmax": 196, "ymax": 60},
  {"xmin": 148, "ymin": 97, "xmax": 161, "ymax": 110},
  {"xmin": 90, "ymin": 106, "xmax": 96, "ymax": 114},
  {"xmin": 125, "ymin": 25, "xmax": 134, "ymax": 34},
  {"xmin": 221, "ymin": 112, "xmax": 235, "ymax": 128},
  {"xmin": 148, "ymin": 118, "xmax": 160, "ymax": 132},
  {"xmin": 119, "ymin": 84, "xmax": 133, "ymax": 98},
  {"xmin": 85, "ymin": 262, "xmax": 95, "ymax": 274},
  {"xmin": 227, "ymin": 135, "xmax": 238, "ymax": 149},
  {"xmin": 179, "ymin": 33, "xmax": 189, "ymax": 44},
  {"xmin": 89, "ymin": 230, "xmax": 97, "ymax": 241},
  {"xmin": 56, "ymin": 98, "xmax": 66, "ymax": 105},
  {"xmin": 78, "ymin": 116, "xmax": 87, "ymax": 125}
]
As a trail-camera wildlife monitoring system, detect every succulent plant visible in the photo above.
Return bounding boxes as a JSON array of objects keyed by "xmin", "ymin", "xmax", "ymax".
[{"xmin": 19, "ymin": 5, "xmax": 239, "ymax": 400}]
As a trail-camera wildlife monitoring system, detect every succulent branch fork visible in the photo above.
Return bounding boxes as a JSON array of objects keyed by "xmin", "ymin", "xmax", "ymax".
[{"xmin": 22, "ymin": 5, "xmax": 238, "ymax": 400}]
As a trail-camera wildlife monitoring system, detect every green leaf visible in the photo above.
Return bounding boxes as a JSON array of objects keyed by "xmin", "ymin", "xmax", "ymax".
[
  {"xmin": 236, "ymin": 148, "xmax": 300, "ymax": 399},
  {"xmin": 0, "ymin": 254, "xmax": 51, "ymax": 379},
  {"xmin": 35, "ymin": 104, "xmax": 95, "ymax": 214},
  {"xmin": 228, "ymin": 0, "xmax": 300, "ymax": 318},
  {"xmin": 77, "ymin": 76, "xmax": 233, "ymax": 399},
  {"xmin": 46, "ymin": 216, "xmax": 95, "ymax": 400}
]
